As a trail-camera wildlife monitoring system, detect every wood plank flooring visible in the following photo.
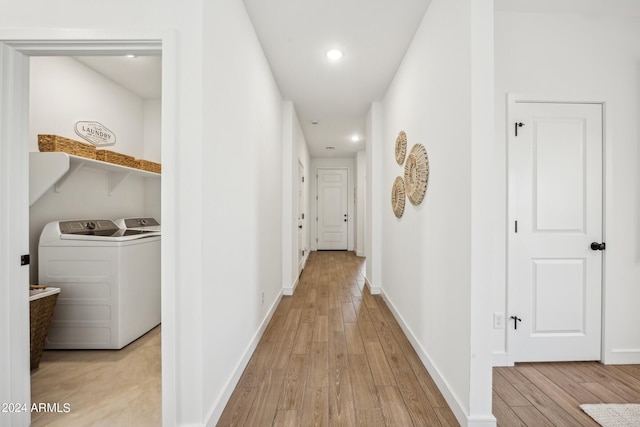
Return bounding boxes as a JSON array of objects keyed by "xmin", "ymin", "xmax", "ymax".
[
  {"xmin": 218, "ymin": 251, "xmax": 457, "ymax": 427},
  {"xmin": 494, "ymin": 362, "xmax": 640, "ymax": 426}
]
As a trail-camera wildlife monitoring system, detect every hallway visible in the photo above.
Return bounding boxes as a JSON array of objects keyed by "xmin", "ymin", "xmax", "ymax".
[{"xmin": 218, "ymin": 251, "xmax": 458, "ymax": 426}]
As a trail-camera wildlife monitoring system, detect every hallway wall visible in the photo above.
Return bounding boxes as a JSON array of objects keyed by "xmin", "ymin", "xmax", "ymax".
[
  {"xmin": 0, "ymin": 0, "xmax": 286, "ymax": 426},
  {"xmin": 202, "ymin": 0, "xmax": 285, "ymax": 423},
  {"xmin": 493, "ymin": 9, "xmax": 640, "ymax": 364},
  {"xmin": 375, "ymin": 0, "xmax": 495, "ymax": 425}
]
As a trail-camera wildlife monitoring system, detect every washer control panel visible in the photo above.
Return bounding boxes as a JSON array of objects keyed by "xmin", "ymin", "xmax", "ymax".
[
  {"xmin": 123, "ymin": 218, "xmax": 160, "ymax": 228},
  {"xmin": 59, "ymin": 220, "xmax": 119, "ymax": 234}
]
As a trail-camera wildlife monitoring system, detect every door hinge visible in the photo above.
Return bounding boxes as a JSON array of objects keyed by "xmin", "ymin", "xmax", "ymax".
[
  {"xmin": 510, "ymin": 315, "xmax": 522, "ymax": 330},
  {"xmin": 21, "ymin": 254, "xmax": 30, "ymax": 266},
  {"xmin": 316, "ymin": 195, "xmax": 318, "ymax": 200},
  {"xmin": 515, "ymin": 220, "xmax": 518, "ymax": 233},
  {"xmin": 302, "ymin": 213, "xmax": 304, "ymax": 219},
  {"xmin": 316, "ymin": 238, "xmax": 318, "ymax": 243},
  {"xmin": 515, "ymin": 122, "xmax": 525, "ymax": 137},
  {"xmin": 302, "ymin": 176, "xmax": 304, "ymax": 183}
]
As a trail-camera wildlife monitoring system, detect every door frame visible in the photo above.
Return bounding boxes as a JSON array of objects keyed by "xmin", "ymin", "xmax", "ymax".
[
  {"xmin": 0, "ymin": 31, "xmax": 177, "ymax": 426},
  {"xmin": 315, "ymin": 167, "xmax": 350, "ymax": 251},
  {"xmin": 506, "ymin": 93, "xmax": 607, "ymax": 365},
  {"xmin": 297, "ymin": 160, "xmax": 305, "ymax": 273}
]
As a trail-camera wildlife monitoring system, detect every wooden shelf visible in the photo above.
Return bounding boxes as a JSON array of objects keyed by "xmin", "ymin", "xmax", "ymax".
[{"xmin": 29, "ymin": 152, "xmax": 160, "ymax": 206}]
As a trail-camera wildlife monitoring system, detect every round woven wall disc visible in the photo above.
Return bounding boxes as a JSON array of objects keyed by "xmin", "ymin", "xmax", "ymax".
[
  {"xmin": 391, "ymin": 176, "xmax": 406, "ymax": 218},
  {"xmin": 404, "ymin": 144, "xmax": 429, "ymax": 205},
  {"xmin": 395, "ymin": 131, "xmax": 407, "ymax": 165}
]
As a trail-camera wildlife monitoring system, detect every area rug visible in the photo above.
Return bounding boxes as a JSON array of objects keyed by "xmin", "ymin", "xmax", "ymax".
[{"xmin": 580, "ymin": 403, "xmax": 640, "ymax": 426}]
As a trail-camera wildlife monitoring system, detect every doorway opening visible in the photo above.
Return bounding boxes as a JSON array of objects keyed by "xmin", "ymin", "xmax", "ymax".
[{"xmin": 0, "ymin": 37, "xmax": 175, "ymax": 426}]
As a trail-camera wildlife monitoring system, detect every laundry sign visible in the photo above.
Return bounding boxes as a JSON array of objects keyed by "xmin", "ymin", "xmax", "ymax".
[{"xmin": 74, "ymin": 121, "xmax": 116, "ymax": 147}]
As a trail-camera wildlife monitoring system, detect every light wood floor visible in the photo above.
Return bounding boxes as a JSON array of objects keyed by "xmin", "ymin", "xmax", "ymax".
[
  {"xmin": 218, "ymin": 251, "xmax": 458, "ymax": 427},
  {"xmin": 30, "ymin": 325, "xmax": 161, "ymax": 426},
  {"xmin": 494, "ymin": 362, "xmax": 640, "ymax": 426}
]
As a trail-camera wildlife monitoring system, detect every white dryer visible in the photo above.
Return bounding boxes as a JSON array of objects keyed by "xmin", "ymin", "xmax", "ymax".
[{"xmin": 38, "ymin": 219, "xmax": 161, "ymax": 349}]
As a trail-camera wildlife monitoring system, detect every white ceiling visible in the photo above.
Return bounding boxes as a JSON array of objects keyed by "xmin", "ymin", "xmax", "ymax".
[
  {"xmin": 243, "ymin": 0, "xmax": 431, "ymax": 158},
  {"xmin": 74, "ymin": 55, "xmax": 162, "ymax": 100}
]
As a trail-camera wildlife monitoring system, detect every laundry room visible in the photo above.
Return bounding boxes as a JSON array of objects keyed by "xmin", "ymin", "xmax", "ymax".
[{"xmin": 27, "ymin": 54, "xmax": 162, "ymax": 423}]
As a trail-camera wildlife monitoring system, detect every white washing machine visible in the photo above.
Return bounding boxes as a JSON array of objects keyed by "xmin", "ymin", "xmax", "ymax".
[{"xmin": 38, "ymin": 219, "xmax": 161, "ymax": 349}]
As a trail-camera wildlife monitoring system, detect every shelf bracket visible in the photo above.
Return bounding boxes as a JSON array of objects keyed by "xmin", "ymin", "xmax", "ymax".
[
  {"xmin": 54, "ymin": 160, "xmax": 85, "ymax": 193},
  {"xmin": 109, "ymin": 171, "xmax": 132, "ymax": 195}
]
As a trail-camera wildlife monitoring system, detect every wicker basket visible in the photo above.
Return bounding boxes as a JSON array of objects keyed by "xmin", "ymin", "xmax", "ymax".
[
  {"xmin": 96, "ymin": 149, "xmax": 137, "ymax": 168},
  {"xmin": 38, "ymin": 134, "xmax": 97, "ymax": 160},
  {"xmin": 30, "ymin": 288, "xmax": 59, "ymax": 370},
  {"xmin": 136, "ymin": 159, "xmax": 162, "ymax": 174}
]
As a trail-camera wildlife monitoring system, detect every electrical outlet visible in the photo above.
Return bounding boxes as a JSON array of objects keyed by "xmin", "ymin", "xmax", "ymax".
[
  {"xmin": 261, "ymin": 290, "xmax": 264, "ymax": 306},
  {"xmin": 493, "ymin": 313, "xmax": 505, "ymax": 329}
]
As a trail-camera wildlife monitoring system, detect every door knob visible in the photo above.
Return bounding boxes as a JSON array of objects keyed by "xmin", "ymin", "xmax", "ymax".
[
  {"xmin": 590, "ymin": 242, "xmax": 606, "ymax": 251},
  {"xmin": 298, "ymin": 225, "xmax": 302, "ymax": 229}
]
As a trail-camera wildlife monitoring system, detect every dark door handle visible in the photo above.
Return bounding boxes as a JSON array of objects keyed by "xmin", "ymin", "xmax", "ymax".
[
  {"xmin": 590, "ymin": 242, "xmax": 606, "ymax": 251},
  {"xmin": 298, "ymin": 225, "xmax": 303, "ymax": 229}
]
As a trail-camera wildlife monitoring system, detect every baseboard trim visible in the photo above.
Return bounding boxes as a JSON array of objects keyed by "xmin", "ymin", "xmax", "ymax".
[
  {"xmin": 356, "ymin": 250, "xmax": 365, "ymax": 257},
  {"xmin": 381, "ymin": 290, "xmax": 496, "ymax": 427},
  {"xmin": 492, "ymin": 351, "xmax": 511, "ymax": 367},
  {"xmin": 205, "ymin": 290, "xmax": 283, "ymax": 426},
  {"xmin": 283, "ymin": 275, "xmax": 299, "ymax": 296},
  {"xmin": 603, "ymin": 349, "xmax": 640, "ymax": 365},
  {"xmin": 364, "ymin": 276, "xmax": 381, "ymax": 295}
]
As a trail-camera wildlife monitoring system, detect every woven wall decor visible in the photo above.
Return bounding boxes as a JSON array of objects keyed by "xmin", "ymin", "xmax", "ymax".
[
  {"xmin": 391, "ymin": 176, "xmax": 406, "ymax": 218},
  {"xmin": 404, "ymin": 144, "xmax": 429, "ymax": 205},
  {"xmin": 395, "ymin": 131, "xmax": 407, "ymax": 165}
]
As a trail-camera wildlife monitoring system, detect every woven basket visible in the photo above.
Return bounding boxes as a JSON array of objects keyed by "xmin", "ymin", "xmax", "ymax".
[
  {"xmin": 96, "ymin": 150, "xmax": 137, "ymax": 168},
  {"xmin": 30, "ymin": 291, "xmax": 59, "ymax": 370},
  {"xmin": 38, "ymin": 134, "xmax": 97, "ymax": 160},
  {"xmin": 136, "ymin": 159, "xmax": 162, "ymax": 174}
]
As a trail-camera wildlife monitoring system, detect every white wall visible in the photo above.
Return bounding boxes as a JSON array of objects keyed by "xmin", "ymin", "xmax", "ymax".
[
  {"xmin": 201, "ymin": 0, "xmax": 284, "ymax": 424},
  {"xmin": 282, "ymin": 101, "xmax": 311, "ymax": 294},
  {"xmin": 377, "ymin": 0, "xmax": 495, "ymax": 425},
  {"xmin": 29, "ymin": 57, "xmax": 160, "ymax": 283},
  {"xmin": 494, "ymin": 10, "xmax": 640, "ymax": 364},
  {"xmin": 310, "ymin": 157, "xmax": 357, "ymax": 252},
  {"xmin": 30, "ymin": 57, "xmax": 145, "ymax": 157},
  {"xmin": 144, "ymin": 99, "xmax": 161, "ymax": 163},
  {"xmin": 1, "ymin": 0, "xmax": 210, "ymax": 425},
  {"xmin": 356, "ymin": 150, "xmax": 366, "ymax": 257}
]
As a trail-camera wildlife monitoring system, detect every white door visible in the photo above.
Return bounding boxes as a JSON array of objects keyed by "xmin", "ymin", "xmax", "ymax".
[
  {"xmin": 317, "ymin": 168, "xmax": 348, "ymax": 250},
  {"xmin": 0, "ymin": 42, "xmax": 32, "ymax": 427},
  {"xmin": 297, "ymin": 162, "xmax": 305, "ymax": 272},
  {"xmin": 508, "ymin": 101, "xmax": 603, "ymax": 362}
]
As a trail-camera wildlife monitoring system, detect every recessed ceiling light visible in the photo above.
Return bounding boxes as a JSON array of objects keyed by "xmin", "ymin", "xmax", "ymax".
[
  {"xmin": 326, "ymin": 49, "xmax": 343, "ymax": 61},
  {"xmin": 125, "ymin": 54, "xmax": 137, "ymax": 58},
  {"xmin": 311, "ymin": 120, "xmax": 319, "ymax": 125},
  {"xmin": 351, "ymin": 135, "xmax": 360, "ymax": 142},
  {"xmin": 325, "ymin": 146, "xmax": 336, "ymax": 150}
]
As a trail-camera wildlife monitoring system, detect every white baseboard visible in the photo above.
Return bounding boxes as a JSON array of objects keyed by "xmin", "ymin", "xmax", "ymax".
[
  {"xmin": 381, "ymin": 290, "xmax": 496, "ymax": 427},
  {"xmin": 356, "ymin": 250, "xmax": 365, "ymax": 257},
  {"xmin": 364, "ymin": 276, "xmax": 381, "ymax": 295},
  {"xmin": 205, "ymin": 291, "xmax": 283, "ymax": 426},
  {"xmin": 492, "ymin": 352, "xmax": 511, "ymax": 367},
  {"xmin": 603, "ymin": 349, "xmax": 640, "ymax": 365},
  {"xmin": 283, "ymin": 275, "xmax": 299, "ymax": 296}
]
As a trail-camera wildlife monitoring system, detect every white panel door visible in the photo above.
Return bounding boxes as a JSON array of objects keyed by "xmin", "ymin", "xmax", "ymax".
[
  {"xmin": 317, "ymin": 168, "xmax": 348, "ymax": 250},
  {"xmin": 509, "ymin": 102, "xmax": 603, "ymax": 362}
]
